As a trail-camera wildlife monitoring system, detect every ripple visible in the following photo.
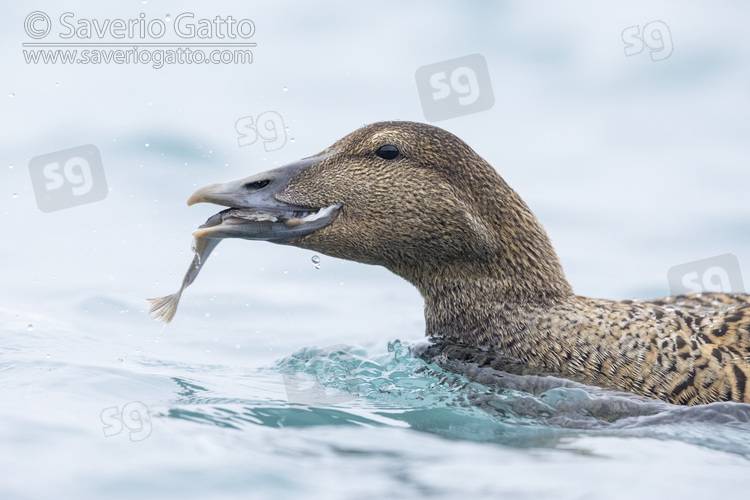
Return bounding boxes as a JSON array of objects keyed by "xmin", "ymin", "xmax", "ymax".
[{"xmin": 161, "ymin": 339, "xmax": 750, "ymax": 457}]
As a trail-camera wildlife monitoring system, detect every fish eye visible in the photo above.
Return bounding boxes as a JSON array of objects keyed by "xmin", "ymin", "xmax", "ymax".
[{"xmin": 375, "ymin": 144, "xmax": 399, "ymax": 160}]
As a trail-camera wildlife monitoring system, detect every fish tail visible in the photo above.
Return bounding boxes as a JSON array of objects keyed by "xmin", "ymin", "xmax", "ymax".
[{"xmin": 146, "ymin": 292, "xmax": 183, "ymax": 324}]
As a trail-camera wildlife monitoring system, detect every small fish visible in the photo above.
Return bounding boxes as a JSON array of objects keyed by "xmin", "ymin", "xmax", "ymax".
[
  {"xmin": 146, "ymin": 213, "xmax": 224, "ymax": 324},
  {"xmin": 147, "ymin": 204, "xmax": 342, "ymax": 323}
]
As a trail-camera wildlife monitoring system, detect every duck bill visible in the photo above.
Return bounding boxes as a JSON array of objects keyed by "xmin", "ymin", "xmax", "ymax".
[{"xmin": 187, "ymin": 154, "xmax": 341, "ymax": 243}]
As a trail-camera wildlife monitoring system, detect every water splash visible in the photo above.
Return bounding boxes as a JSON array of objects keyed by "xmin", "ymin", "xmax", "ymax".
[{"xmin": 163, "ymin": 339, "xmax": 750, "ymax": 456}]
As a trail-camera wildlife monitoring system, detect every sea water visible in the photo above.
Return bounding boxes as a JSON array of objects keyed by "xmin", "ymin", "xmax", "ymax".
[{"xmin": 2, "ymin": 278, "xmax": 749, "ymax": 499}]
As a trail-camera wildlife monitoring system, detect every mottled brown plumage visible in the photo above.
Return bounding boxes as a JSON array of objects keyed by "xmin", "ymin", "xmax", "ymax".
[{"xmin": 192, "ymin": 121, "xmax": 750, "ymax": 405}]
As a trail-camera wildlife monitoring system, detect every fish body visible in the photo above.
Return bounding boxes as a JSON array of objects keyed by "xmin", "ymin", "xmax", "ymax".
[
  {"xmin": 146, "ymin": 213, "xmax": 223, "ymax": 323},
  {"xmin": 148, "ymin": 204, "xmax": 342, "ymax": 323}
]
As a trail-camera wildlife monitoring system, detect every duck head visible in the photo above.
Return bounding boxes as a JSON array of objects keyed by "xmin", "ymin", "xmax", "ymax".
[{"xmin": 188, "ymin": 121, "xmax": 572, "ymax": 321}]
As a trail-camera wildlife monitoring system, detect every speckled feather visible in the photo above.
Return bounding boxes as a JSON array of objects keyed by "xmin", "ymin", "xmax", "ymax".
[{"xmin": 271, "ymin": 121, "xmax": 749, "ymax": 405}]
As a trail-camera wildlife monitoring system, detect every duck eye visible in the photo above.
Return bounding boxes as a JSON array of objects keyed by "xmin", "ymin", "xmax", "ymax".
[{"xmin": 375, "ymin": 144, "xmax": 399, "ymax": 160}]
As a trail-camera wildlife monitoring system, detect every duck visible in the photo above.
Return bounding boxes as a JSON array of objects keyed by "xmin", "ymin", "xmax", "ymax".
[{"xmin": 177, "ymin": 120, "xmax": 750, "ymax": 406}]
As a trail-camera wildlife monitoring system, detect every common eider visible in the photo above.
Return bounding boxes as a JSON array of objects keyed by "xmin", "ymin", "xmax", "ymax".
[{"xmin": 152, "ymin": 121, "xmax": 750, "ymax": 406}]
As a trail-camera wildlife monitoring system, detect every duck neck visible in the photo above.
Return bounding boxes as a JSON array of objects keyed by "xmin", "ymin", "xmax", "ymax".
[
  {"xmin": 412, "ymin": 269, "xmax": 573, "ymax": 348},
  {"xmin": 395, "ymin": 230, "xmax": 574, "ymax": 348}
]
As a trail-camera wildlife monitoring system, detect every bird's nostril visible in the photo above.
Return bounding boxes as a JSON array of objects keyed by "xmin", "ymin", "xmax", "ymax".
[{"xmin": 244, "ymin": 180, "xmax": 271, "ymax": 190}]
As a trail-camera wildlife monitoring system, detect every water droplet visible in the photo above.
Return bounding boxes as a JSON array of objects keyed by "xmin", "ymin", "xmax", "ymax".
[
  {"xmin": 12, "ymin": 193, "xmax": 17, "ymax": 199},
  {"xmin": 145, "ymin": 143, "xmax": 150, "ymax": 147},
  {"xmin": 283, "ymin": 86, "xmax": 288, "ymax": 91},
  {"xmin": 290, "ymin": 138, "xmax": 295, "ymax": 143},
  {"xmin": 55, "ymin": 82, "xmax": 60, "ymax": 87},
  {"xmin": 165, "ymin": 14, "xmax": 171, "ymax": 22},
  {"xmin": 8, "ymin": 165, "xmax": 13, "ymax": 169},
  {"xmin": 27, "ymin": 324, "xmax": 33, "ymax": 331},
  {"xmin": 8, "ymin": 93, "xmax": 14, "ymax": 98},
  {"xmin": 46, "ymin": 354, "xmax": 50, "ymax": 358},
  {"xmin": 311, "ymin": 255, "xmax": 321, "ymax": 269}
]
